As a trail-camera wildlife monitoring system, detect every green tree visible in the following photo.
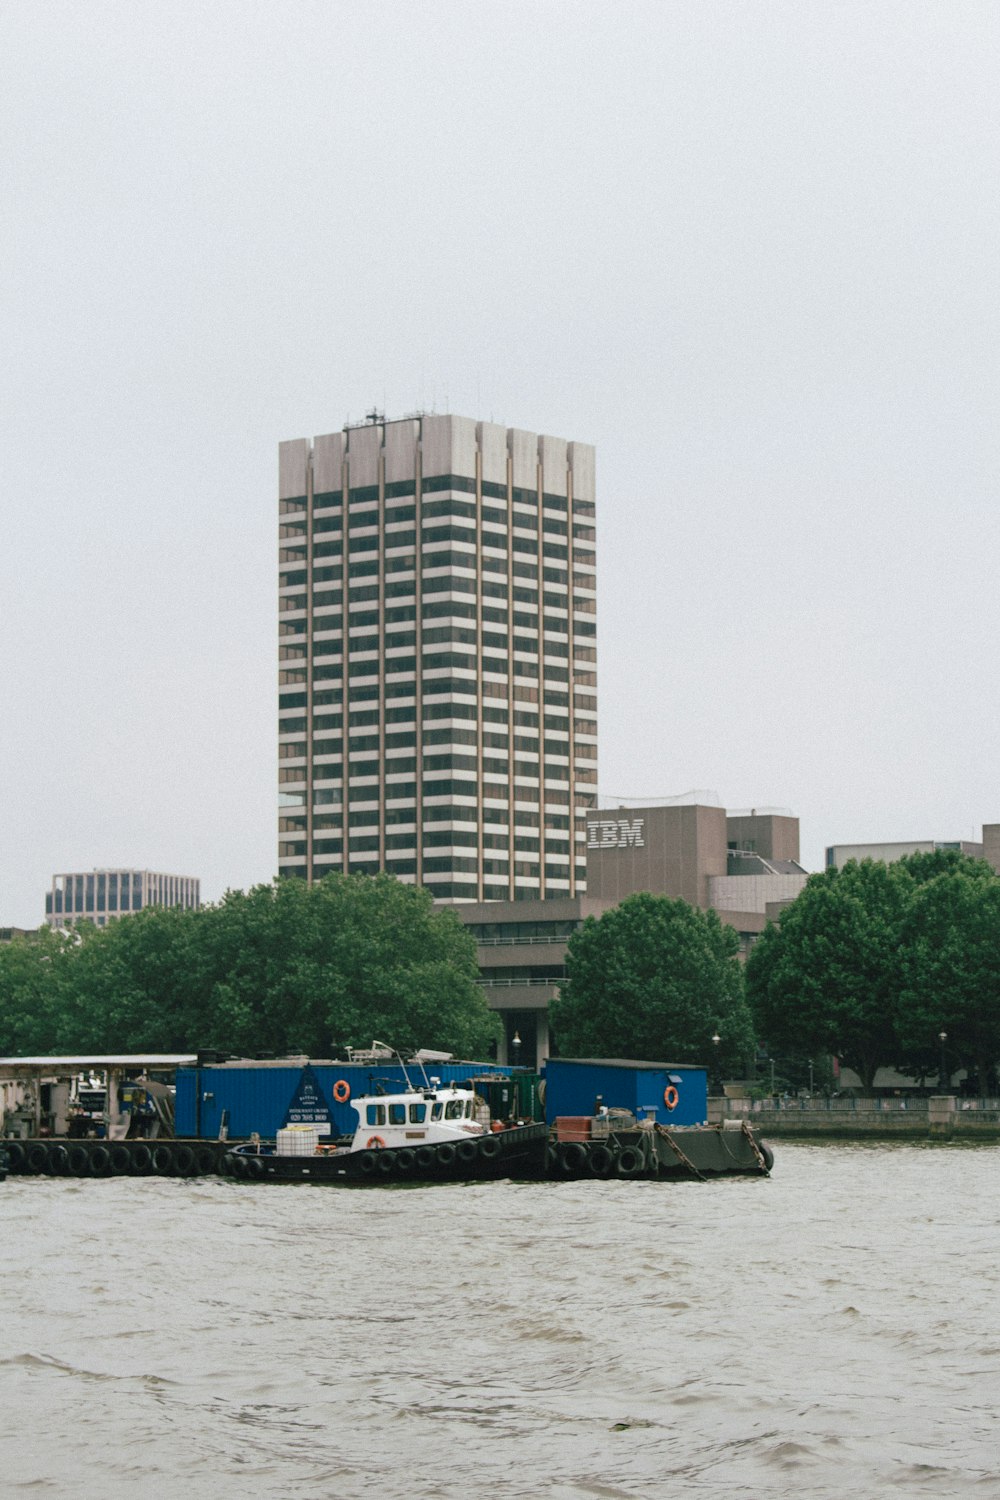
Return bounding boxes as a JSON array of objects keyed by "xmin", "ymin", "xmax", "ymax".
[
  {"xmin": 746, "ymin": 860, "xmax": 913, "ymax": 1090},
  {"xmin": 897, "ymin": 865, "xmax": 1000, "ymax": 1090},
  {"xmin": 0, "ymin": 927, "xmax": 77, "ymax": 1054},
  {"xmin": 549, "ymin": 892, "xmax": 754, "ymax": 1071},
  {"xmin": 897, "ymin": 848, "xmax": 995, "ymax": 887},
  {"xmin": 59, "ymin": 904, "xmax": 210, "ymax": 1053},
  {"xmin": 192, "ymin": 873, "xmax": 499, "ymax": 1058}
]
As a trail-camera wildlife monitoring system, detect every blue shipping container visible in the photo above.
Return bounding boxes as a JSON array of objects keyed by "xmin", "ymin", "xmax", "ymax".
[
  {"xmin": 544, "ymin": 1058, "xmax": 707, "ymax": 1127},
  {"xmin": 176, "ymin": 1058, "xmax": 514, "ymax": 1140}
]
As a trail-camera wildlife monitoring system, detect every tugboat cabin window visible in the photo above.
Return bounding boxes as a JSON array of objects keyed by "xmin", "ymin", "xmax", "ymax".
[
  {"xmin": 445, "ymin": 1100, "xmax": 465, "ymax": 1120},
  {"xmin": 431, "ymin": 1102, "xmax": 443, "ymax": 1120},
  {"xmin": 366, "ymin": 1104, "xmax": 387, "ymax": 1126},
  {"xmin": 388, "ymin": 1104, "xmax": 406, "ymax": 1125},
  {"xmin": 408, "ymin": 1103, "xmax": 426, "ymax": 1123}
]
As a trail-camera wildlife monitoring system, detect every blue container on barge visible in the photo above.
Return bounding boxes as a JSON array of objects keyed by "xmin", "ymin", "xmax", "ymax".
[
  {"xmin": 175, "ymin": 1056, "xmax": 520, "ymax": 1141},
  {"xmin": 543, "ymin": 1057, "xmax": 708, "ymax": 1127}
]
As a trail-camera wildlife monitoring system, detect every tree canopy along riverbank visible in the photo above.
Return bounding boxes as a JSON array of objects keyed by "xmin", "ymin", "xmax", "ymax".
[
  {"xmin": 747, "ymin": 850, "xmax": 1000, "ymax": 1091},
  {"xmin": 0, "ymin": 874, "xmax": 500, "ymax": 1059},
  {"xmin": 550, "ymin": 892, "xmax": 756, "ymax": 1074}
]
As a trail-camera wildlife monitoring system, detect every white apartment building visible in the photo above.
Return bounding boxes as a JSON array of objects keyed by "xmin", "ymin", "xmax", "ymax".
[
  {"xmin": 277, "ymin": 412, "xmax": 597, "ymax": 900},
  {"xmin": 45, "ymin": 870, "xmax": 201, "ymax": 928}
]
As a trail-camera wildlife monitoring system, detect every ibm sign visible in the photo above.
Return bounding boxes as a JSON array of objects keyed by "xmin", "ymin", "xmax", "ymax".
[{"xmin": 587, "ymin": 818, "xmax": 645, "ymax": 851}]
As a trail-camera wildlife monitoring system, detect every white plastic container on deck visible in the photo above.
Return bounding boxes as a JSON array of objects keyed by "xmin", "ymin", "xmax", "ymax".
[{"xmin": 276, "ymin": 1125, "xmax": 320, "ymax": 1156}]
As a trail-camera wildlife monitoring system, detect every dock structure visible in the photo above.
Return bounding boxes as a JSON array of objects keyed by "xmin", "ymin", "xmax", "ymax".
[{"xmin": 0, "ymin": 1053, "xmax": 197, "ymax": 1137}]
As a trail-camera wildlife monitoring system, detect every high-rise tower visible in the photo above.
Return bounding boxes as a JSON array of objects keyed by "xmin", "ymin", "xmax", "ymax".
[{"xmin": 277, "ymin": 413, "xmax": 596, "ymax": 901}]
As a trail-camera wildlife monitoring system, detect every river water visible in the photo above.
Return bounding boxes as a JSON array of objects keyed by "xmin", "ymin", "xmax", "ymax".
[{"xmin": 2, "ymin": 1141, "xmax": 998, "ymax": 1498}]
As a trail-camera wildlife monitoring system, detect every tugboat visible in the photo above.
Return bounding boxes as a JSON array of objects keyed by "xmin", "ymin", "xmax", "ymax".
[{"xmin": 220, "ymin": 1056, "xmax": 547, "ymax": 1184}]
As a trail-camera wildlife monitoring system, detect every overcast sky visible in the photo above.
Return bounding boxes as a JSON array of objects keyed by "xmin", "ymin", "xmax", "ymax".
[{"xmin": 2, "ymin": 2, "xmax": 998, "ymax": 927}]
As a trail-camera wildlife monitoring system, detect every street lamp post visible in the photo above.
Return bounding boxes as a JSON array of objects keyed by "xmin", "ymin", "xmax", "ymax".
[
  {"xmin": 808, "ymin": 1058, "xmax": 814, "ymax": 1097},
  {"xmin": 938, "ymin": 1031, "xmax": 948, "ymax": 1092},
  {"xmin": 711, "ymin": 1031, "xmax": 722, "ymax": 1095}
]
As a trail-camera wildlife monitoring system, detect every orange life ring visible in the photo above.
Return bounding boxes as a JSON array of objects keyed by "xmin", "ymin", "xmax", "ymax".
[
  {"xmin": 366, "ymin": 1135, "xmax": 386, "ymax": 1150},
  {"xmin": 333, "ymin": 1079, "xmax": 351, "ymax": 1103},
  {"xmin": 664, "ymin": 1085, "xmax": 679, "ymax": 1112}
]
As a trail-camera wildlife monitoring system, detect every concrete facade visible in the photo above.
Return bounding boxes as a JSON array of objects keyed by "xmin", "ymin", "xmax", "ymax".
[
  {"xmin": 585, "ymin": 803, "xmax": 727, "ymax": 908},
  {"xmin": 45, "ymin": 870, "xmax": 200, "ymax": 929},
  {"xmin": 447, "ymin": 895, "xmax": 612, "ymax": 1069},
  {"xmin": 586, "ymin": 802, "xmax": 806, "ymax": 927},
  {"xmin": 984, "ymin": 825, "xmax": 1000, "ymax": 875},
  {"xmin": 725, "ymin": 812, "xmax": 800, "ymax": 863},
  {"xmin": 709, "ymin": 872, "xmax": 809, "ymax": 913},
  {"xmin": 278, "ymin": 413, "xmax": 597, "ymax": 902}
]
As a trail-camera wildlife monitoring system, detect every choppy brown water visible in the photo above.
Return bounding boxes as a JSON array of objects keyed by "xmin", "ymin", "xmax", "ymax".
[{"xmin": 2, "ymin": 1142, "xmax": 999, "ymax": 1498}]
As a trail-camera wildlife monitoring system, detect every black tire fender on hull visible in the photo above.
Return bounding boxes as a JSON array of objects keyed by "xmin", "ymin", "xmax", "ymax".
[
  {"xmin": 25, "ymin": 1143, "xmax": 48, "ymax": 1174},
  {"xmin": 558, "ymin": 1141, "xmax": 588, "ymax": 1174},
  {"xmin": 588, "ymin": 1143, "xmax": 614, "ymax": 1177},
  {"xmin": 66, "ymin": 1144, "xmax": 92, "ymax": 1176},
  {"xmin": 616, "ymin": 1145, "xmax": 644, "ymax": 1176},
  {"xmin": 89, "ymin": 1144, "xmax": 111, "ymax": 1175},
  {"xmin": 150, "ymin": 1144, "xmax": 174, "ymax": 1175},
  {"xmin": 173, "ymin": 1144, "xmax": 196, "ymax": 1176}
]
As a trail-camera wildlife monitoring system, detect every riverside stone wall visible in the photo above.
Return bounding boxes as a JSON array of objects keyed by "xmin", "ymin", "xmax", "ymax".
[{"xmin": 708, "ymin": 1096, "xmax": 1000, "ymax": 1141}]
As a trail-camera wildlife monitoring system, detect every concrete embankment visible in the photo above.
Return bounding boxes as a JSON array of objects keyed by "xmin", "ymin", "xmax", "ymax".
[{"xmin": 709, "ymin": 1096, "xmax": 1000, "ymax": 1142}]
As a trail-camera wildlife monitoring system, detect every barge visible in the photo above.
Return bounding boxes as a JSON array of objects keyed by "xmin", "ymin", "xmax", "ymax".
[{"xmin": 218, "ymin": 1076, "xmax": 772, "ymax": 1184}]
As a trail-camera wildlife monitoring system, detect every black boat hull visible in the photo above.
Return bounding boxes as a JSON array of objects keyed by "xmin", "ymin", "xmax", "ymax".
[{"xmin": 220, "ymin": 1123, "xmax": 771, "ymax": 1184}]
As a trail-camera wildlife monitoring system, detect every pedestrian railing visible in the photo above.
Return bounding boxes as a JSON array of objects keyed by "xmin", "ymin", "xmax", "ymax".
[
  {"xmin": 724, "ymin": 1096, "xmax": 1000, "ymax": 1117},
  {"xmin": 475, "ymin": 977, "xmax": 561, "ymax": 987}
]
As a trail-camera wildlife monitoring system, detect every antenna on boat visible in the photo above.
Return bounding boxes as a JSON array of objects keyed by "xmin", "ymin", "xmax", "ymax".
[{"xmin": 371, "ymin": 1039, "xmax": 417, "ymax": 1092}]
